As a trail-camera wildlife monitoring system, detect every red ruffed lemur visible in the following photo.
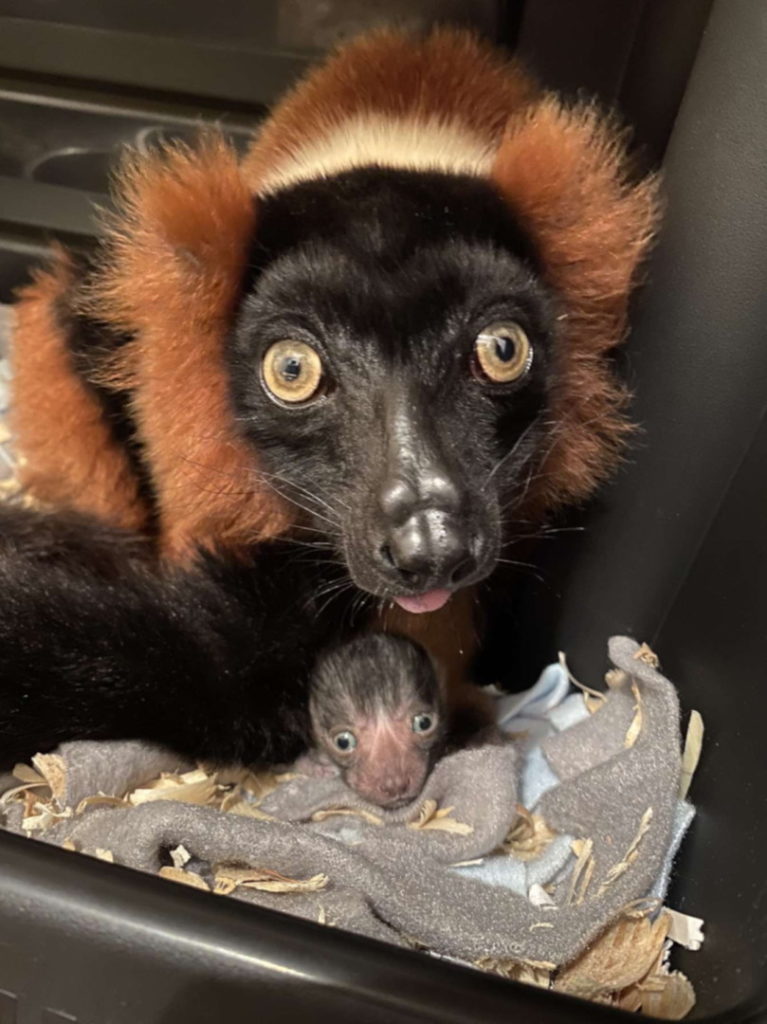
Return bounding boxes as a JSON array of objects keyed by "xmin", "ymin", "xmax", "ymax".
[{"xmin": 2, "ymin": 28, "xmax": 659, "ymax": 769}]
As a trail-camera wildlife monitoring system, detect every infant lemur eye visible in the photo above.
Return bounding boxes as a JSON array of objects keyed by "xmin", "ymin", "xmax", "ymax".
[
  {"xmin": 412, "ymin": 713, "xmax": 436, "ymax": 734},
  {"xmin": 473, "ymin": 322, "xmax": 532, "ymax": 384},
  {"xmin": 262, "ymin": 340, "xmax": 324, "ymax": 404},
  {"xmin": 333, "ymin": 730, "xmax": 357, "ymax": 753}
]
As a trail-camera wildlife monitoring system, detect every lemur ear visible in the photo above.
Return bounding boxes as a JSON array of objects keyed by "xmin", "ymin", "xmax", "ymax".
[
  {"xmin": 88, "ymin": 133, "xmax": 294, "ymax": 559},
  {"xmin": 491, "ymin": 99, "xmax": 661, "ymax": 512}
]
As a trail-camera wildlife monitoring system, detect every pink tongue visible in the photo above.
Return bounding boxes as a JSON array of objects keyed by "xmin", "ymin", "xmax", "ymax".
[{"xmin": 393, "ymin": 589, "xmax": 452, "ymax": 614}]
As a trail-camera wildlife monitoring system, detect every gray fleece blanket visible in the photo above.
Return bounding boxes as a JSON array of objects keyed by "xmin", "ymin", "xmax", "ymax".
[{"xmin": 0, "ymin": 637, "xmax": 693, "ymax": 970}]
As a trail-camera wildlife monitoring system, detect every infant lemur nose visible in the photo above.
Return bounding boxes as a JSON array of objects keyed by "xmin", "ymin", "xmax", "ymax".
[
  {"xmin": 380, "ymin": 509, "xmax": 476, "ymax": 589},
  {"xmin": 379, "ymin": 776, "xmax": 413, "ymax": 801}
]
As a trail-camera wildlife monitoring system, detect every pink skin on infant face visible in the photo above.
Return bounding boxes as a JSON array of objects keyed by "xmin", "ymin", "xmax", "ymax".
[{"xmin": 326, "ymin": 707, "xmax": 439, "ymax": 808}]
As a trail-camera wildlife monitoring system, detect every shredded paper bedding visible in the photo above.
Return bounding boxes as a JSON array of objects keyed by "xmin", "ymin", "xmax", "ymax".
[
  {"xmin": 0, "ymin": 638, "xmax": 704, "ymax": 1019},
  {"xmin": 0, "ymin": 305, "xmax": 703, "ymax": 1017}
]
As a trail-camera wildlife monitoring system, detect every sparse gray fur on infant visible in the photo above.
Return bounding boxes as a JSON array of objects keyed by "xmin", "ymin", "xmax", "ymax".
[{"xmin": 309, "ymin": 633, "xmax": 446, "ymax": 807}]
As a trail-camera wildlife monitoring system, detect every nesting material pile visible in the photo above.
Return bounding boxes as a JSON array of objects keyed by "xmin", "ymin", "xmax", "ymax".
[
  {"xmin": 0, "ymin": 305, "xmax": 703, "ymax": 1013},
  {"xmin": 0, "ymin": 637, "xmax": 704, "ymax": 1019}
]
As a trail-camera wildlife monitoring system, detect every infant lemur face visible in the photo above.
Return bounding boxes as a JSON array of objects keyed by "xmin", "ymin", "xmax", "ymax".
[
  {"xmin": 229, "ymin": 167, "xmax": 556, "ymax": 606},
  {"xmin": 309, "ymin": 634, "xmax": 446, "ymax": 808}
]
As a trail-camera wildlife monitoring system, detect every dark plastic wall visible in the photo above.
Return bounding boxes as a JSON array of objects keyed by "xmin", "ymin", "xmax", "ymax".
[
  {"xmin": 506, "ymin": 0, "xmax": 767, "ymax": 685},
  {"xmin": 659, "ymin": 414, "xmax": 767, "ymax": 1018},
  {"xmin": 556, "ymin": 0, "xmax": 767, "ymax": 667},
  {"xmin": 505, "ymin": 0, "xmax": 767, "ymax": 1017},
  {"xmin": 0, "ymin": 830, "xmax": 621, "ymax": 1023},
  {"xmin": 0, "ymin": 1, "xmax": 764, "ymax": 1021}
]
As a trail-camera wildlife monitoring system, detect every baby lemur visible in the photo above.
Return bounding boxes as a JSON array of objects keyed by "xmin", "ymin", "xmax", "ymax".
[
  {"xmin": 310, "ymin": 633, "xmax": 495, "ymax": 808},
  {"xmin": 309, "ymin": 633, "xmax": 446, "ymax": 807}
]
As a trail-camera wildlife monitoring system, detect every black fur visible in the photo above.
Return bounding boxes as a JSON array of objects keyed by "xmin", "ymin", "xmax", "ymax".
[
  {"xmin": 310, "ymin": 633, "xmax": 441, "ymax": 728},
  {"xmin": 309, "ymin": 633, "xmax": 446, "ymax": 805},
  {"xmin": 0, "ymin": 167, "xmax": 561, "ymax": 768},
  {"xmin": 244, "ymin": 167, "xmax": 539, "ymax": 283},
  {"xmin": 0, "ymin": 504, "xmax": 351, "ymax": 768},
  {"xmin": 56, "ymin": 256, "xmax": 159, "ymax": 522},
  {"xmin": 230, "ymin": 168, "xmax": 557, "ymax": 599}
]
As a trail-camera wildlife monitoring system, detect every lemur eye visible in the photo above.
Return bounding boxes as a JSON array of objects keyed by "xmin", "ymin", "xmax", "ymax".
[
  {"xmin": 333, "ymin": 730, "xmax": 357, "ymax": 753},
  {"xmin": 473, "ymin": 322, "xmax": 532, "ymax": 384},
  {"xmin": 262, "ymin": 340, "xmax": 324, "ymax": 404},
  {"xmin": 412, "ymin": 713, "xmax": 435, "ymax": 734}
]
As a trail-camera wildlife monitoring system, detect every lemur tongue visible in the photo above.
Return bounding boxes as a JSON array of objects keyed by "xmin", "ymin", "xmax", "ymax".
[{"xmin": 393, "ymin": 589, "xmax": 452, "ymax": 614}]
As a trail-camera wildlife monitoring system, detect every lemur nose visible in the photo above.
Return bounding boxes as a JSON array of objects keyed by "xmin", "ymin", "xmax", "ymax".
[
  {"xmin": 380, "ymin": 474, "xmax": 461, "ymax": 524},
  {"xmin": 379, "ymin": 776, "xmax": 411, "ymax": 801},
  {"xmin": 381, "ymin": 510, "xmax": 476, "ymax": 589}
]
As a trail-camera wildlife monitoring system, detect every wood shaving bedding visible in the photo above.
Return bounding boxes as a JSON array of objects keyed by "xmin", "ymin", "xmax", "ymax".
[
  {"xmin": 213, "ymin": 864, "xmax": 328, "ymax": 895},
  {"xmin": 558, "ymin": 652, "xmax": 607, "ymax": 714},
  {"xmin": 128, "ymin": 768, "xmax": 219, "ymax": 806},
  {"xmin": 597, "ymin": 808, "xmax": 654, "ymax": 896},
  {"xmin": 625, "ymin": 681, "xmax": 644, "ymax": 749},
  {"xmin": 479, "ymin": 906, "xmax": 690, "ymax": 1019},
  {"xmin": 679, "ymin": 711, "xmax": 704, "ymax": 800},
  {"xmin": 312, "ymin": 807, "xmax": 383, "ymax": 826},
  {"xmin": 5, "ymin": 754, "xmax": 701, "ymax": 1019},
  {"xmin": 159, "ymin": 866, "xmax": 210, "ymax": 891},
  {"xmin": 0, "ymin": 640, "xmax": 704, "ymax": 1020},
  {"xmin": 568, "ymin": 838, "xmax": 596, "ymax": 906},
  {"xmin": 3, "ymin": 745, "xmax": 701, "ymax": 1019},
  {"xmin": 3, "ymin": 743, "xmax": 702, "ymax": 1018},
  {"xmin": 502, "ymin": 805, "xmax": 557, "ymax": 861},
  {"xmin": 407, "ymin": 800, "xmax": 474, "ymax": 835}
]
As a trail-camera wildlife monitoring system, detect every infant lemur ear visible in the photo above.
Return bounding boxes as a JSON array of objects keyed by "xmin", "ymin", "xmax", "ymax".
[{"xmin": 11, "ymin": 27, "xmax": 659, "ymax": 560}]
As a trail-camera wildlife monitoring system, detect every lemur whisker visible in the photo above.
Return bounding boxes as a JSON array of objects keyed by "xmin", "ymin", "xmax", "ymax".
[
  {"xmin": 246, "ymin": 467, "xmax": 352, "ymax": 516},
  {"xmin": 499, "ymin": 411, "xmax": 611, "ymax": 517},
  {"xmin": 494, "ymin": 558, "xmax": 547, "ymax": 585},
  {"xmin": 178, "ymin": 455, "xmax": 346, "ymax": 532},
  {"xmin": 245, "ymin": 471, "xmax": 346, "ymax": 530},
  {"xmin": 346, "ymin": 588, "xmax": 375, "ymax": 629},
  {"xmin": 312, "ymin": 578, "xmax": 357, "ymax": 619},
  {"xmin": 483, "ymin": 419, "xmax": 539, "ymax": 488},
  {"xmin": 246, "ymin": 475, "xmax": 343, "ymax": 532}
]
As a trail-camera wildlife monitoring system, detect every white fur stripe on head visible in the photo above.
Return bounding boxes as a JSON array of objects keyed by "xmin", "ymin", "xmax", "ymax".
[{"xmin": 258, "ymin": 113, "xmax": 496, "ymax": 196}]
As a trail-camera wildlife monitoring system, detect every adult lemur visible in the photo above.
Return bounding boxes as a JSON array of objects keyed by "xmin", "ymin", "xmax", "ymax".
[{"xmin": 3, "ymin": 29, "xmax": 658, "ymax": 769}]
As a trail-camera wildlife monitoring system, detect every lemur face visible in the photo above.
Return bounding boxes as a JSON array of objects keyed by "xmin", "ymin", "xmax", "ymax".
[
  {"xmin": 229, "ymin": 168, "xmax": 557, "ymax": 611},
  {"xmin": 309, "ymin": 633, "xmax": 446, "ymax": 808}
]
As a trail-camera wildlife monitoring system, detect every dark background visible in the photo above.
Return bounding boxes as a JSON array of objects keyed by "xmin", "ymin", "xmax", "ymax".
[{"xmin": 0, "ymin": 3, "xmax": 764, "ymax": 1022}]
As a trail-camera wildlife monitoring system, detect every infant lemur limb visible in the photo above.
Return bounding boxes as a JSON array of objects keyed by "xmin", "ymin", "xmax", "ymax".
[{"xmin": 0, "ymin": 503, "xmax": 351, "ymax": 769}]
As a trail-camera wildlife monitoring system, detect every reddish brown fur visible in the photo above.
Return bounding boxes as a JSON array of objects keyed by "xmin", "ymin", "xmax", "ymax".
[
  {"xmin": 245, "ymin": 32, "xmax": 659, "ymax": 675},
  {"xmin": 377, "ymin": 587, "xmax": 484, "ymax": 720},
  {"xmin": 491, "ymin": 100, "xmax": 661, "ymax": 512},
  {"xmin": 11, "ymin": 253, "xmax": 148, "ymax": 530},
  {"xmin": 82, "ymin": 136, "xmax": 294, "ymax": 558},
  {"xmin": 242, "ymin": 27, "xmax": 539, "ymax": 187},
  {"xmin": 11, "ymin": 26, "xmax": 658, "ymax": 595}
]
